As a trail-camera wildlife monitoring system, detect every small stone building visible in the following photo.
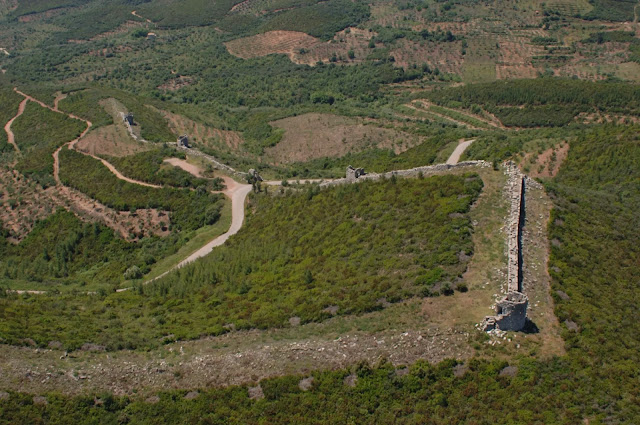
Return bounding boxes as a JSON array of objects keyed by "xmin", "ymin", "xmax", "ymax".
[
  {"xmin": 177, "ymin": 135, "xmax": 189, "ymax": 148},
  {"xmin": 248, "ymin": 168, "xmax": 263, "ymax": 182},
  {"xmin": 147, "ymin": 32, "xmax": 157, "ymax": 41},
  {"xmin": 123, "ymin": 113, "xmax": 134, "ymax": 125}
]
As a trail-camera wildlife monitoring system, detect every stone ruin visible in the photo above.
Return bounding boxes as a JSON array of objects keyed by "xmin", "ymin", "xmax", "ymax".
[
  {"xmin": 346, "ymin": 165, "xmax": 365, "ymax": 181},
  {"xmin": 123, "ymin": 113, "xmax": 134, "ymax": 125},
  {"xmin": 482, "ymin": 162, "xmax": 529, "ymax": 332},
  {"xmin": 177, "ymin": 135, "xmax": 189, "ymax": 148},
  {"xmin": 247, "ymin": 169, "xmax": 263, "ymax": 182},
  {"xmin": 483, "ymin": 291, "xmax": 528, "ymax": 332}
]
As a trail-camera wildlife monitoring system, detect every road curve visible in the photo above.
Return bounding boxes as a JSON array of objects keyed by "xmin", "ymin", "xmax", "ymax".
[{"xmin": 178, "ymin": 177, "xmax": 252, "ymax": 268}]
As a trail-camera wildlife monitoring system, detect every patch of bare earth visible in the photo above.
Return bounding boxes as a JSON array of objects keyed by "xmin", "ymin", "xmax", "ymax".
[
  {"xmin": 158, "ymin": 76, "xmax": 194, "ymax": 92},
  {"xmin": 164, "ymin": 158, "xmax": 202, "ymax": 177},
  {"xmin": 391, "ymin": 39, "xmax": 463, "ymax": 73},
  {"xmin": 0, "ymin": 168, "xmax": 168, "ymax": 242},
  {"xmin": 16, "ymin": 8, "xmax": 64, "ymax": 22},
  {"xmin": 265, "ymin": 113, "xmax": 422, "ymax": 164},
  {"xmin": 46, "ymin": 183, "xmax": 170, "ymax": 241},
  {"xmin": 160, "ymin": 109, "xmax": 244, "ymax": 151},
  {"xmin": 75, "ymin": 124, "xmax": 152, "ymax": 157},
  {"xmin": 90, "ymin": 20, "xmax": 145, "ymax": 41},
  {"xmin": 225, "ymin": 30, "xmax": 322, "ymax": 62},
  {"xmin": 0, "ymin": 309, "xmax": 472, "ymax": 397},
  {"xmin": 224, "ymin": 29, "xmax": 373, "ymax": 66},
  {"xmin": 577, "ymin": 112, "xmax": 640, "ymax": 125},
  {"xmin": 0, "ymin": 169, "xmax": 59, "ymax": 242}
]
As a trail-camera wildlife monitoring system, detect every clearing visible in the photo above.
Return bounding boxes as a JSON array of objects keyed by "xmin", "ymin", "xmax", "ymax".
[
  {"xmin": 224, "ymin": 28, "xmax": 374, "ymax": 66},
  {"xmin": 161, "ymin": 109, "xmax": 245, "ymax": 151},
  {"xmin": 265, "ymin": 113, "xmax": 422, "ymax": 164}
]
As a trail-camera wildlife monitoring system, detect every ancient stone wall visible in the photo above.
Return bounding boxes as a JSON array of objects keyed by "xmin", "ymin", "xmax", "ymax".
[
  {"xmin": 320, "ymin": 160, "xmax": 491, "ymax": 188},
  {"xmin": 483, "ymin": 162, "xmax": 529, "ymax": 332},
  {"xmin": 176, "ymin": 145, "xmax": 243, "ymax": 176},
  {"xmin": 505, "ymin": 162, "xmax": 524, "ymax": 293}
]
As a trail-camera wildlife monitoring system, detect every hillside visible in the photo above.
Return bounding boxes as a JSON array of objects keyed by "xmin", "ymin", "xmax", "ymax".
[{"xmin": 0, "ymin": 0, "xmax": 639, "ymax": 423}]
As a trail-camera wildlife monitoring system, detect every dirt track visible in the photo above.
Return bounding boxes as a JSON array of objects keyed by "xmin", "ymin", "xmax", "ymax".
[
  {"xmin": 446, "ymin": 139, "xmax": 475, "ymax": 165},
  {"xmin": 3, "ymin": 97, "xmax": 27, "ymax": 154},
  {"xmin": 5, "ymin": 92, "xmax": 476, "ymax": 293}
]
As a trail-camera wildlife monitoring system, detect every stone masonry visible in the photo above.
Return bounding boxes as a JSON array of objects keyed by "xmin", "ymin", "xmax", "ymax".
[
  {"xmin": 320, "ymin": 160, "xmax": 491, "ymax": 188},
  {"xmin": 346, "ymin": 165, "xmax": 366, "ymax": 181},
  {"xmin": 483, "ymin": 162, "xmax": 529, "ymax": 332}
]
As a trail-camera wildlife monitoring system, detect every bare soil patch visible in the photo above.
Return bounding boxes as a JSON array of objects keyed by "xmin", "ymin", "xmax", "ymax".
[
  {"xmin": 46, "ymin": 183, "xmax": 171, "ymax": 241},
  {"xmin": 0, "ymin": 169, "xmax": 60, "ymax": 242},
  {"xmin": 161, "ymin": 109, "xmax": 244, "ymax": 151},
  {"xmin": 224, "ymin": 29, "xmax": 373, "ymax": 66},
  {"xmin": 75, "ymin": 124, "xmax": 152, "ymax": 157},
  {"xmin": 158, "ymin": 76, "xmax": 195, "ymax": 92},
  {"xmin": 90, "ymin": 20, "xmax": 145, "ymax": 41},
  {"xmin": 17, "ymin": 8, "xmax": 64, "ymax": 22},
  {"xmin": 265, "ymin": 113, "xmax": 422, "ymax": 164},
  {"xmin": 164, "ymin": 158, "xmax": 202, "ymax": 177},
  {"xmin": 225, "ymin": 30, "xmax": 322, "ymax": 62}
]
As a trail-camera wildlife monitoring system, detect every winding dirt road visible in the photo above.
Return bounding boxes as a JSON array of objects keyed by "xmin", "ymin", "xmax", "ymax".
[
  {"xmin": 13, "ymin": 89, "xmax": 160, "ymax": 188},
  {"xmin": 5, "ymin": 93, "xmax": 477, "ymax": 291},
  {"xmin": 3, "ymin": 97, "xmax": 27, "ymax": 154}
]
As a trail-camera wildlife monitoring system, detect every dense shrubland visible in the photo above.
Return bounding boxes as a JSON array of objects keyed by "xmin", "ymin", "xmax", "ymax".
[
  {"xmin": 425, "ymin": 79, "xmax": 640, "ymax": 127},
  {"xmin": 0, "ymin": 174, "xmax": 481, "ymax": 350},
  {"xmin": 0, "ymin": 210, "xmax": 185, "ymax": 286},
  {"xmin": 59, "ymin": 149, "xmax": 224, "ymax": 232},
  {"xmin": 12, "ymin": 102, "xmax": 86, "ymax": 187},
  {"xmin": 106, "ymin": 147, "xmax": 224, "ymax": 190},
  {"xmin": 2, "ymin": 125, "xmax": 639, "ymax": 424}
]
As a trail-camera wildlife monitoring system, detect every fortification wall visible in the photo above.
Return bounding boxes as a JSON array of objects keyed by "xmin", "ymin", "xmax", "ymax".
[
  {"xmin": 505, "ymin": 162, "xmax": 525, "ymax": 293},
  {"xmin": 319, "ymin": 160, "xmax": 491, "ymax": 188},
  {"xmin": 483, "ymin": 162, "xmax": 529, "ymax": 332}
]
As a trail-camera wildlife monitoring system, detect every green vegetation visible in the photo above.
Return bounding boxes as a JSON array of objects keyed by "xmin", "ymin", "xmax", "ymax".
[
  {"xmin": 106, "ymin": 146, "xmax": 224, "ymax": 189},
  {"xmin": 260, "ymin": 0, "xmax": 370, "ymax": 40},
  {"xmin": 57, "ymin": 89, "xmax": 113, "ymax": 128},
  {"xmin": 0, "ymin": 174, "xmax": 481, "ymax": 350},
  {"xmin": 12, "ymin": 102, "xmax": 86, "ymax": 187},
  {"xmin": 0, "ymin": 209, "xmax": 171, "ymax": 286},
  {"xmin": 426, "ymin": 79, "xmax": 640, "ymax": 127},
  {"xmin": 59, "ymin": 149, "xmax": 224, "ymax": 231},
  {"xmin": 2, "ymin": 125, "xmax": 639, "ymax": 424},
  {"xmin": 583, "ymin": 0, "xmax": 636, "ymax": 21}
]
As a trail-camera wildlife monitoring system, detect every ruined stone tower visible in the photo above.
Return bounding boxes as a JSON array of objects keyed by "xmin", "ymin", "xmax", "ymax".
[
  {"xmin": 177, "ymin": 135, "xmax": 189, "ymax": 148},
  {"xmin": 346, "ymin": 165, "xmax": 365, "ymax": 182}
]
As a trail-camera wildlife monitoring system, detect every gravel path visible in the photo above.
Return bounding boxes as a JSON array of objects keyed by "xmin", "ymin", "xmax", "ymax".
[{"xmin": 446, "ymin": 139, "xmax": 475, "ymax": 165}]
